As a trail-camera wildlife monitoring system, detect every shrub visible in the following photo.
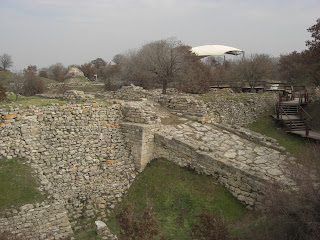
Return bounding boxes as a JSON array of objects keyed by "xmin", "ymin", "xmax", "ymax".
[
  {"xmin": 262, "ymin": 143, "xmax": 320, "ymax": 240},
  {"xmin": 116, "ymin": 201, "xmax": 161, "ymax": 240},
  {"xmin": 22, "ymin": 66, "xmax": 45, "ymax": 96},
  {"xmin": 190, "ymin": 211, "xmax": 239, "ymax": 240},
  {"xmin": 105, "ymin": 79, "xmax": 120, "ymax": 91},
  {"xmin": 0, "ymin": 82, "xmax": 8, "ymax": 101},
  {"xmin": 38, "ymin": 68, "xmax": 48, "ymax": 78}
]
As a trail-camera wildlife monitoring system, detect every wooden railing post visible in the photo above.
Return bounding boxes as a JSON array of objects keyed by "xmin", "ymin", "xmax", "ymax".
[
  {"xmin": 299, "ymin": 92, "xmax": 302, "ymax": 104},
  {"xmin": 306, "ymin": 125, "xmax": 309, "ymax": 136}
]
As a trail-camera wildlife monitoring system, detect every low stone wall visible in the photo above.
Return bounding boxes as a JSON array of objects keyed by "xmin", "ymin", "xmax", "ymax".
[
  {"xmin": 153, "ymin": 122, "xmax": 291, "ymax": 211},
  {"xmin": 157, "ymin": 94, "xmax": 208, "ymax": 118},
  {"xmin": 206, "ymin": 93, "xmax": 277, "ymax": 126},
  {"xmin": 121, "ymin": 101, "xmax": 160, "ymax": 124},
  {"xmin": 0, "ymin": 202, "xmax": 73, "ymax": 240},
  {"xmin": 103, "ymin": 86, "xmax": 277, "ymax": 127}
]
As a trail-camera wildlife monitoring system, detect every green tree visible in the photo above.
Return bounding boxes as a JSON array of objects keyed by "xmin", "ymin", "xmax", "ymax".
[{"xmin": 306, "ymin": 18, "xmax": 320, "ymax": 85}]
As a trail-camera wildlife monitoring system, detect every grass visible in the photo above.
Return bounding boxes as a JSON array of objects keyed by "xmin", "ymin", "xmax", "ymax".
[
  {"xmin": 0, "ymin": 158, "xmax": 47, "ymax": 213},
  {"xmin": 40, "ymin": 77, "xmax": 59, "ymax": 85},
  {"xmin": 105, "ymin": 158, "xmax": 257, "ymax": 240},
  {"xmin": 1, "ymin": 94, "xmax": 67, "ymax": 109},
  {"xmin": 74, "ymin": 218, "xmax": 101, "ymax": 240},
  {"xmin": 247, "ymin": 107, "xmax": 306, "ymax": 157},
  {"xmin": 70, "ymin": 83, "xmax": 105, "ymax": 93}
]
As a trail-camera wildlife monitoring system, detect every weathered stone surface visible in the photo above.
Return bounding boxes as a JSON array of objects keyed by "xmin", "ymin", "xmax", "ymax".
[
  {"xmin": 95, "ymin": 220, "xmax": 107, "ymax": 235},
  {"xmin": 153, "ymin": 121, "xmax": 292, "ymax": 211}
]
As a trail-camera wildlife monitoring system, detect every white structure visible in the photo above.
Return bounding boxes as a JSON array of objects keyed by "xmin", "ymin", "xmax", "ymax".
[{"xmin": 191, "ymin": 45, "xmax": 244, "ymax": 57}]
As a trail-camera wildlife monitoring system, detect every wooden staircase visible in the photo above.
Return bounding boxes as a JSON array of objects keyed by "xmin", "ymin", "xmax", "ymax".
[
  {"xmin": 278, "ymin": 104, "xmax": 306, "ymax": 131},
  {"xmin": 273, "ymin": 86, "xmax": 320, "ymax": 142}
]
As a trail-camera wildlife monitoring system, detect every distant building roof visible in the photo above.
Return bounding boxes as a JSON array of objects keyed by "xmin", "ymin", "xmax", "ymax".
[{"xmin": 191, "ymin": 45, "xmax": 244, "ymax": 57}]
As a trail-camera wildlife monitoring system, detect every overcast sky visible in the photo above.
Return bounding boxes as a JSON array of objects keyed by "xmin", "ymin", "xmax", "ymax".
[{"xmin": 1, "ymin": 0, "xmax": 319, "ymax": 71}]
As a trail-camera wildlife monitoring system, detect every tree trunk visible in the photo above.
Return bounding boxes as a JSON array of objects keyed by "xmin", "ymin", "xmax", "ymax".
[{"xmin": 162, "ymin": 78, "xmax": 167, "ymax": 94}]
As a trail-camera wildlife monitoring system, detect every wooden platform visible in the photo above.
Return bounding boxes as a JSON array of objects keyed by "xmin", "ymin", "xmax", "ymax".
[
  {"xmin": 272, "ymin": 115, "xmax": 301, "ymax": 121},
  {"xmin": 289, "ymin": 130, "xmax": 320, "ymax": 141}
]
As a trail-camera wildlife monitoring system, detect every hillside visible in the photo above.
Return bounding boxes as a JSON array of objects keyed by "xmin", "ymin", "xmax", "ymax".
[{"xmin": 77, "ymin": 158, "xmax": 259, "ymax": 240}]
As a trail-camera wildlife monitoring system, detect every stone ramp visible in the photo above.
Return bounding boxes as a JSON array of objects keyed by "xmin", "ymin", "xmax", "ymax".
[{"xmin": 154, "ymin": 121, "xmax": 291, "ymax": 210}]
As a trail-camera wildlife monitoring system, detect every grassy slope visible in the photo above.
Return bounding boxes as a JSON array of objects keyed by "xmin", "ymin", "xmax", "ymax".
[
  {"xmin": 0, "ymin": 158, "xmax": 46, "ymax": 213},
  {"xmin": 1, "ymin": 94, "xmax": 67, "ymax": 109},
  {"xmin": 247, "ymin": 107, "xmax": 306, "ymax": 157},
  {"xmin": 105, "ymin": 158, "xmax": 256, "ymax": 240}
]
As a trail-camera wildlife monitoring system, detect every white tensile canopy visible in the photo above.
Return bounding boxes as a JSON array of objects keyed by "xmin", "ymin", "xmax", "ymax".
[{"xmin": 191, "ymin": 45, "xmax": 244, "ymax": 57}]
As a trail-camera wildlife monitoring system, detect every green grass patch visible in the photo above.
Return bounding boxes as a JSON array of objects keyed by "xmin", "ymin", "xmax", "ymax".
[
  {"xmin": 70, "ymin": 83, "xmax": 105, "ymax": 93},
  {"xmin": 1, "ymin": 94, "xmax": 67, "ymax": 109},
  {"xmin": 106, "ymin": 158, "xmax": 256, "ymax": 240},
  {"xmin": 40, "ymin": 77, "xmax": 59, "ymax": 85},
  {"xmin": 247, "ymin": 108, "xmax": 305, "ymax": 157},
  {"xmin": 0, "ymin": 158, "xmax": 46, "ymax": 213}
]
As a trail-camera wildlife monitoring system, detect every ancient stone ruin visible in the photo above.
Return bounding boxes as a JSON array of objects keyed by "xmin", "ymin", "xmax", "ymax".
[{"xmin": 0, "ymin": 87, "xmax": 293, "ymax": 239}]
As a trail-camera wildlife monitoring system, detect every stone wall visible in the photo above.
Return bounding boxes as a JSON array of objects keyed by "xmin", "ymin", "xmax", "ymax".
[
  {"xmin": 152, "ymin": 122, "xmax": 291, "ymax": 211},
  {"xmin": 103, "ymin": 86, "xmax": 277, "ymax": 127},
  {"xmin": 206, "ymin": 93, "xmax": 277, "ymax": 126},
  {"xmin": 120, "ymin": 101, "xmax": 160, "ymax": 172},
  {"xmin": 0, "ymin": 92, "xmax": 287, "ymax": 237},
  {"xmin": 0, "ymin": 103, "xmax": 136, "ymax": 234},
  {"xmin": 0, "ymin": 202, "xmax": 73, "ymax": 240}
]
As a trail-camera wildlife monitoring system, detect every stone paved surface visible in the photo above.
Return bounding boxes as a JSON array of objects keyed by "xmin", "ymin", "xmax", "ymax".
[{"xmin": 159, "ymin": 121, "xmax": 289, "ymax": 182}]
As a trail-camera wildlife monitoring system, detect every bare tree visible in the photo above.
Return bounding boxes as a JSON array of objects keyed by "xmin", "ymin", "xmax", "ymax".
[
  {"xmin": 7, "ymin": 72, "xmax": 24, "ymax": 100},
  {"xmin": 0, "ymin": 54, "xmax": 13, "ymax": 71},
  {"xmin": 91, "ymin": 57, "xmax": 107, "ymax": 69},
  {"xmin": 134, "ymin": 37, "xmax": 189, "ymax": 94},
  {"xmin": 112, "ymin": 54, "xmax": 126, "ymax": 65},
  {"xmin": 8, "ymin": 66, "xmax": 44, "ymax": 99},
  {"xmin": 231, "ymin": 54, "xmax": 273, "ymax": 89},
  {"xmin": 78, "ymin": 62, "xmax": 97, "ymax": 80},
  {"xmin": 47, "ymin": 63, "xmax": 67, "ymax": 82},
  {"xmin": 38, "ymin": 68, "xmax": 49, "ymax": 78}
]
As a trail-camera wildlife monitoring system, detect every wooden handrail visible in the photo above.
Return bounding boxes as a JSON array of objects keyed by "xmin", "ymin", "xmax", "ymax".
[
  {"xmin": 278, "ymin": 106, "xmax": 294, "ymax": 130},
  {"xmin": 298, "ymin": 105, "xmax": 312, "ymax": 120}
]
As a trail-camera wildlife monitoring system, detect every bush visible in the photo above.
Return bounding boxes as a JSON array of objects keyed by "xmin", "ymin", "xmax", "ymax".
[
  {"xmin": 116, "ymin": 201, "xmax": 162, "ymax": 240},
  {"xmin": 105, "ymin": 78, "xmax": 120, "ymax": 91},
  {"xmin": 22, "ymin": 67, "xmax": 45, "ymax": 96},
  {"xmin": 38, "ymin": 68, "xmax": 48, "ymax": 78},
  {"xmin": 190, "ymin": 211, "xmax": 239, "ymax": 240},
  {"xmin": 0, "ymin": 82, "xmax": 8, "ymax": 101},
  {"xmin": 262, "ymin": 144, "xmax": 320, "ymax": 240}
]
